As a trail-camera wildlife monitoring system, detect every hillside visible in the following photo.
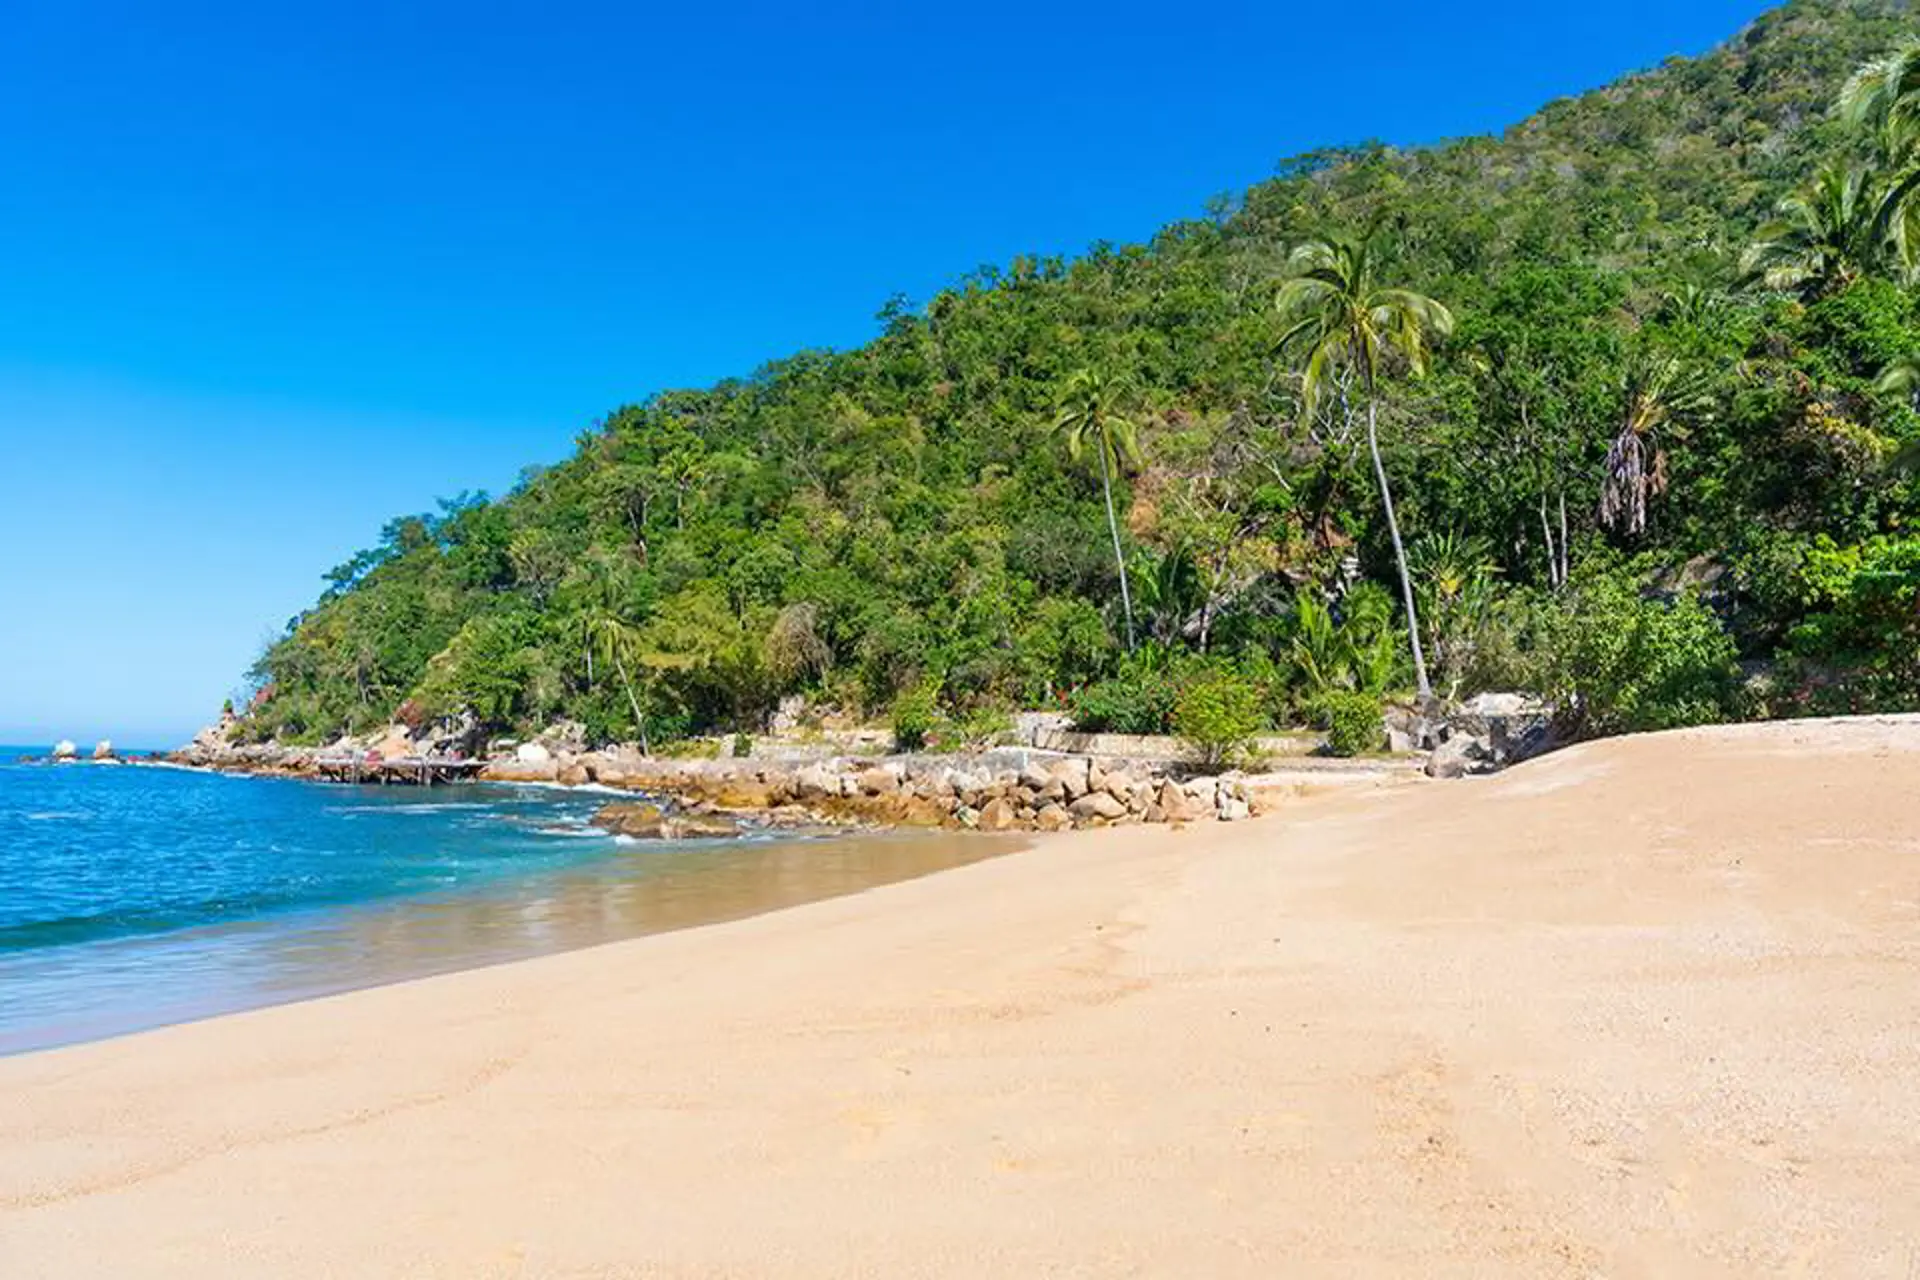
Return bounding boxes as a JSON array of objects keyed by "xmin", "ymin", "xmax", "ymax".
[{"xmin": 239, "ymin": 0, "xmax": 1920, "ymax": 750}]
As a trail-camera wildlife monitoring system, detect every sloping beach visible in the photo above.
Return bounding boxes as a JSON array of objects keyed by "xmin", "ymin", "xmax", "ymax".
[{"xmin": 5, "ymin": 716, "xmax": 1919, "ymax": 1276}]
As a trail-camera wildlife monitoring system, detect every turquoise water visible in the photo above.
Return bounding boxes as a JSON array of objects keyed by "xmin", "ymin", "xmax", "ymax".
[{"xmin": 0, "ymin": 749, "xmax": 1008, "ymax": 1055}]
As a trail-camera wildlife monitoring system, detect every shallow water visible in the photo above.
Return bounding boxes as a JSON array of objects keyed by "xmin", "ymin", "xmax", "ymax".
[{"xmin": 0, "ymin": 749, "xmax": 1016, "ymax": 1054}]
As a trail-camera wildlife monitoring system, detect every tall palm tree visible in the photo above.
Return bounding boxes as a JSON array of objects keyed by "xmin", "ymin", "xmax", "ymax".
[
  {"xmin": 1053, "ymin": 369, "xmax": 1144, "ymax": 651},
  {"xmin": 1276, "ymin": 234, "xmax": 1454, "ymax": 701},
  {"xmin": 587, "ymin": 611, "xmax": 652, "ymax": 755},
  {"xmin": 1740, "ymin": 164, "xmax": 1899, "ymax": 297}
]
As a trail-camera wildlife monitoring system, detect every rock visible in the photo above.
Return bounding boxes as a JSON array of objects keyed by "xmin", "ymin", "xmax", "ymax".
[
  {"xmin": 1018, "ymin": 761, "xmax": 1054, "ymax": 791},
  {"xmin": 1068, "ymin": 791, "xmax": 1127, "ymax": 821},
  {"xmin": 51, "ymin": 740, "xmax": 76, "ymax": 760},
  {"xmin": 478, "ymin": 759, "xmax": 560, "ymax": 783},
  {"xmin": 977, "ymin": 797, "xmax": 1020, "ymax": 832},
  {"xmin": 1143, "ymin": 803, "xmax": 1166, "ymax": 824},
  {"xmin": 1156, "ymin": 781, "xmax": 1205, "ymax": 823},
  {"xmin": 707, "ymin": 781, "xmax": 776, "ymax": 811},
  {"xmin": 854, "ymin": 765, "xmax": 902, "ymax": 796},
  {"xmin": 92, "ymin": 739, "xmax": 114, "ymax": 760},
  {"xmin": 1033, "ymin": 804, "xmax": 1073, "ymax": 832},
  {"xmin": 594, "ymin": 802, "xmax": 667, "ymax": 837},
  {"xmin": 663, "ymin": 813, "xmax": 740, "ymax": 839},
  {"xmin": 792, "ymin": 762, "xmax": 842, "ymax": 800},
  {"xmin": 557, "ymin": 762, "xmax": 591, "ymax": 787},
  {"xmin": 769, "ymin": 694, "xmax": 807, "ymax": 734},
  {"xmin": 1460, "ymin": 691, "xmax": 1547, "ymax": 719},
  {"xmin": 515, "ymin": 742, "xmax": 553, "ymax": 765},
  {"xmin": 1218, "ymin": 797, "xmax": 1251, "ymax": 822},
  {"xmin": 1050, "ymin": 757, "xmax": 1091, "ymax": 800},
  {"xmin": 1181, "ymin": 777, "xmax": 1219, "ymax": 808},
  {"xmin": 1425, "ymin": 736, "xmax": 1492, "ymax": 779}
]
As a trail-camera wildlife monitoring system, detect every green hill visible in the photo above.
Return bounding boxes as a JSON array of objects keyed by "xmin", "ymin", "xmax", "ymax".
[{"xmin": 239, "ymin": 0, "xmax": 1920, "ymax": 751}]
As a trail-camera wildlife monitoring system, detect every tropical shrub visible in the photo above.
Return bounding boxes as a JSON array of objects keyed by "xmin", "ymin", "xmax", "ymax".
[
  {"xmin": 1313, "ymin": 691, "xmax": 1385, "ymax": 757},
  {"xmin": 889, "ymin": 681, "xmax": 942, "ymax": 753},
  {"xmin": 1172, "ymin": 670, "xmax": 1265, "ymax": 768},
  {"xmin": 1534, "ymin": 572, "xmax": 1742, "ymax": 736}
]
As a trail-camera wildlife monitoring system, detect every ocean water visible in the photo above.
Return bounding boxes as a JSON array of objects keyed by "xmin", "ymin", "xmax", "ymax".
[{"xmin": 0, "ymin": 749, "xmax": 1011, "ymax": 1054}]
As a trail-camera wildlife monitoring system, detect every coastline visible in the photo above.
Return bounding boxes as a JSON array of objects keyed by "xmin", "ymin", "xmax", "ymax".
[{"xmin": 6, "ymin": 716, "xmax": 1920, "ymax": 1275}]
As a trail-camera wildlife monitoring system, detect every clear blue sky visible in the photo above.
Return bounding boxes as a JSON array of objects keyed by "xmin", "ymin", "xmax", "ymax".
[{"xmin": 0, "ymin": 0, "xmax": 1771, "ymax": 747}]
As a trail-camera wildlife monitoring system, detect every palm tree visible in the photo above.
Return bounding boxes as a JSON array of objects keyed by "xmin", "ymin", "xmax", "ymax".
[
  {"xmin": 1842, "ymin": 41, "xmax": 1920, "ymax": 159},
  {"xmin": 1740, "ymin": 164, "xmax": 1898, "ymax": 297},
  {"xmin": 1276, "ymin": 234, "xmax": 1454, "ymax": 701},
  {"xmin": 587, "ymin": 611, "xmax": 652, "ymax": 755},
  {"xmin": 1053, "ymin": 369, "xmax": 1144, "ymax": 651},
  {"xmin": 1598, "ymin": 351, "xmax": 1711, "ymax": 538}
]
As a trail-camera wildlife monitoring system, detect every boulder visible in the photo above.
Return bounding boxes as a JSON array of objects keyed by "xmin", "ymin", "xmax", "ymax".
[
  {"xmin": 1068, "ymin": 791, "xmax": 1127, "ymax": 821},
  {"xmin": 977, "ymin": 797, "xmax": 1020, "ymax": 832},
  {"xmin": 51, "ymin": 740, "xmax": 77, "ymax": 760},
  {"xmin": 1181, "ymin": 777, "xmax": 1219, "ymax": 809},
  {"xmin": 515, "ymin": 741, "xmax": 554, "ymax": 766},
  {"xmin": 854, "ymin": 765, "xmax": 902, "ymax": 796},
  {"xmin": 663, "ymin": 813, "xmax": 741, "ymax": 840},
  {"xmin": 557, "ymin": 762, "xmax": 592, "ymax": 787},
  {"xmin": 1033, "ymin": 804, "xmax": 1073, "ymax": 832},
  {"xmin": 1218, "ymin": 796, "xmax": 1251, "ymax": 822},
  {"xmin": 92, "ymin": 739, "xmax": 114, "ymax": 760},
  {"xmin": 792, "ymin": 762, "xmax": 843, "ymax": 800},
  {"xmin": 1050, "ymin": 757, "xmax": 1091, "ymax": 800},
  {"xmin": 594, "ymin": 802, "xmax": 667, "ymax": 838},
  {"xmin": 1157, "ymin": 781, "xmax": 1207, "ymax": 823},
  {"xmin": 478, "ymin": 759, "xmax": 560, "ymax": 784},
  {"xmin": 1425, "ymin": 735, "xmax": 1493, "ymax": 780}
]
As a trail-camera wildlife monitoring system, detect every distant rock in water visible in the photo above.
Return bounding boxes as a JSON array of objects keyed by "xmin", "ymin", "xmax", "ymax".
[
  {"xmin": 93, "ymin": 740, "xmax": 114, "ymax": 761},
  {"xmin": 51, "ymin": 740, "xmax": 77, "ymax": 761}
]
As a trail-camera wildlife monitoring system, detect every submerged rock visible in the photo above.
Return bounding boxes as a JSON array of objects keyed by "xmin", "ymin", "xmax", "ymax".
[{"xmin": 592, "ymin": 802, "xmax": 740, "ymax": 840}]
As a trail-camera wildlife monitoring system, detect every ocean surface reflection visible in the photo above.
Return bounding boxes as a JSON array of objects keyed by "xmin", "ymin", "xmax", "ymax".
[{"xmin": 0, "ymin": 823, "xmax": 1019, "ymax": 1055}]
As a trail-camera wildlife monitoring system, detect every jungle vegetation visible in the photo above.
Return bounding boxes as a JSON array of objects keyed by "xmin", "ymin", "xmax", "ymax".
[{"xmin": 239, "ymin": 1, "xmax": 1920, "ymax": 753}]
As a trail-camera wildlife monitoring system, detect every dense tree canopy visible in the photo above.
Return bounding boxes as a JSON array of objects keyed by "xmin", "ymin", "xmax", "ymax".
[{"xmin": 241, "ymin": 1, "xmax": 1920, "ymax": 750}]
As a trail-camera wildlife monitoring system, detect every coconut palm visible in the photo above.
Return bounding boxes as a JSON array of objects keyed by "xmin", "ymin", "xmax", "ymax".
[
  {"xmin": 1053, "ymin": 369, "xmax": 1144, "ymax": 651},
  {"xmin": 1740, "ymin": 164, "xmax": 1898, "ymax": 297},
  {"xmin": 1276, "ymin": 234, "xmax": 1454, "ymax": 701},
  {"xmin": 587, "ymin": 611, "xmax": 652, "ymax": 755}
]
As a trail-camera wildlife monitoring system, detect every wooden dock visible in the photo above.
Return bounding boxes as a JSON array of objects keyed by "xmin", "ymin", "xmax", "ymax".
[{"xmin": 311, "ymin": 755, "xmax": 485, "ymax": 786}]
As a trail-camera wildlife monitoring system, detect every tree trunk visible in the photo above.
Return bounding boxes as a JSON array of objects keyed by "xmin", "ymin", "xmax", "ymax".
[
  {"xmin": 614, "ymin": 655, "xmax": 650, "ymax": 756},
  {"xmin": 1366, "ymin": 396, "xmax": 1433, "ymax": 700},
  {"xmin": 1556, "ymin": 487, "xmax": 1571, "ymax": 588},
  {"xmin": 1099, "ymin": 431, "xmax": 1137, "ymax": 652},
  {"xmin": 1539, "ymin": 493, "xmax": 1558, "ymax": 590}
]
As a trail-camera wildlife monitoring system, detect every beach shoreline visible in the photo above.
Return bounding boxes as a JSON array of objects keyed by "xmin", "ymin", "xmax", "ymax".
[{"xmin": 6, "ymin": 716, "xmax": 1919, "ymax": 1276}]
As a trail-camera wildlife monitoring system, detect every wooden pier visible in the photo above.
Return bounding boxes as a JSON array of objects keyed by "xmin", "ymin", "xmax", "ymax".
[{"xmin": 311, "ymin": 755, "xmax": 485, "ymax": 787}]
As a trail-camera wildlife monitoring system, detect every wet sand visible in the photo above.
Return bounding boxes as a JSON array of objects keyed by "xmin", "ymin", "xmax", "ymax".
[
  {"xmin": 4, "ymin": 716, "xmax": 1919, "ymax": 1276},
  {"xmin": 0, "ymin": 830, "xmax": 1022, "ymax": 1054}
]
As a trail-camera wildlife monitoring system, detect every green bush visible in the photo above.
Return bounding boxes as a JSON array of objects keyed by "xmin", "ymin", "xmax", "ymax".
[
  {"xmin": 1775, "ymin": 535, "xmax": 1920, "ymax": 714},
  {"xmin": 1172, "ymin": 670, "xmax": 1265, "ymax": 768},
  {"xmin": 1538, "ymin": 572, "xmax": 1742, "ymax": 735},
  {"xmin": 730, "ymin": 732, "xmax": 754, "ymax": 758},
  {"xmin": 1313, "ymin": 691, "xmax": 1384, "ymax": 757},
  {"xmin": 1068, "ymin": 651, "xmax": 1185, "ymax": 734},
  {"xmin": 890, "ymin": 681, "xmax": 942, "ymax": 752}
]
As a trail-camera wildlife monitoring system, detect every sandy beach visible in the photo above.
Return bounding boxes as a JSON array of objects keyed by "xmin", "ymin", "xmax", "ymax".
[{"xmin": 4, "ymin": 716, "xmax": 1919, "ymax": 1277}]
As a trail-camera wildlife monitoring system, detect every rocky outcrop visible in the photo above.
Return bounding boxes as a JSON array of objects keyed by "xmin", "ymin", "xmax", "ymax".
[
  {"xmin": 169, "ymin": 712, "xmax": 1302, "ymax": 834},
  {"xmin": 593, "ymin": 802, "xmax": 741, "ymax": 840},
  {"xmin": 1413, "ymin": 692, "xmax": 1559, "ymax": 779},
  {"xmin": 51, "ymin": 740, "xmax": 77, "ymax": 760}
]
